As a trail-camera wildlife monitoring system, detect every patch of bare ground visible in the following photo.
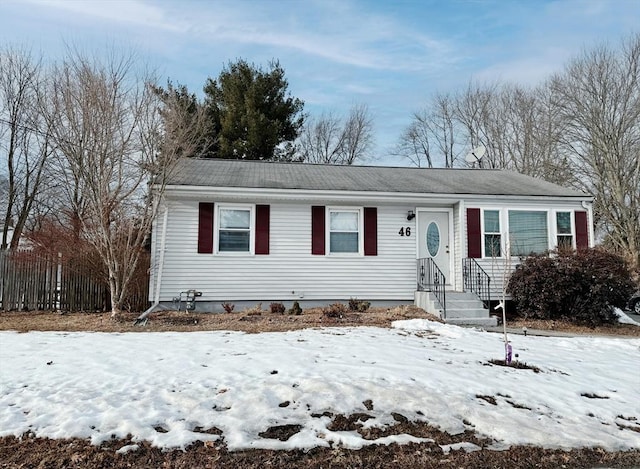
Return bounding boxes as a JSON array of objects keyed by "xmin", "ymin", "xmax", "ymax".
[
  {"xmin": 507, "ymin": 318, "xmax": 640, "ymax": 337},
  {"xmin": 0, "ymin": 305, "xmax": 439, "ymax": 334},
  {"xmin": 1, "ymin": 433, "xmax": 639, "ymax": 469}
]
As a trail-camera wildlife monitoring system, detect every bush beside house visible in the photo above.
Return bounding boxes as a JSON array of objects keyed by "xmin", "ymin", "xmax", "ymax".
[{"xmin": 507, "ymin": 248, "xmax": 635, "ymax": 327}]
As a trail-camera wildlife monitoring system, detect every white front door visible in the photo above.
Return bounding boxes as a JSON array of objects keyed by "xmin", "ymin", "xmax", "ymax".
[{"xmin": 417, "ymin": 210, "xmax": 451, "ymax": 284}]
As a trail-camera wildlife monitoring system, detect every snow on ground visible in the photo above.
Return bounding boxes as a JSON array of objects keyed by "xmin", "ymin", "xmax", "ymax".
[
  {"xmin": 0, "ymin": 320, "xmax": 639, "ymax": 452},
  {"xmin": 615, "ymin": 307, "xmax": 640, "ymax": 326}
]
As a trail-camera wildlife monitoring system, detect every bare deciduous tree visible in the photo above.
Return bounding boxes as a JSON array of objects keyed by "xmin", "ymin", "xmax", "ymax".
[
  {"xmin": 395, "ymin": 114, "xmax": 432, "ymax": 167},
  {"xmin": 46, "ymin": 49, "xmax": 205, "ymax": 316},
  {"xmin": 482, "ymin": 84, "xmax": 571, "ymax": 184},
  {"xmin": 398, "ymin": 81, "xmax": 571, "ymax": 184},
  {"xmin": 454, "ymin": 82, "xmax": 496, "ymax": 165},
  {"xmin": 550, "ymin": 33, "xmax": 640, "ymax": 269},
  {"xmin": 395, "ymin": 93, "xmax": 459, "ymax": 168},
  {"xmin": 0, "ymin": 46, "xmax": 52, "ymax": 250},
  {"xmin": 298, "ymin": 104, "xmax": 373, "ymax": 165}
]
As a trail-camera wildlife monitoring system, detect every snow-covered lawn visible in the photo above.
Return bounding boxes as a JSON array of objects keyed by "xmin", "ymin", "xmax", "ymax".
[{"xmin": 0, "ymin": 319, "xmax": 639, "ymax": 452}]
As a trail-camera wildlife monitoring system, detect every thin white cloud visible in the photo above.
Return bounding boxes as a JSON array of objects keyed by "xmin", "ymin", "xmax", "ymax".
[
  {"xmin": 466, "ymin": 0, "xmax": 640, "ymax": 87},
  {"xmin": 473, "ymin": 52, "xmax": 570, "ymax": 86},
  {"xmin": 24, "ymin": 0, "xmax": 186, "ymax": 32},
  {"xmin": 25, "ymin": 0, "xmax": 458, "ymax": 73}
]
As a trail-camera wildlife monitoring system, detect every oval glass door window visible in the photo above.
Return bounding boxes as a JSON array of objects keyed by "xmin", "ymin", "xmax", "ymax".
[{"xmin": 426, "ymin": 222, "xmax": 440, "ymax": 257}]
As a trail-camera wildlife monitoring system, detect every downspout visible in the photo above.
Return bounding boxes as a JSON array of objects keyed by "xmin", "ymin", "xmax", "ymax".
[
  {"xmin": 458, "ymin": 199, "xmax": 465, "ymax": 292},
  {"xmin": 581, "ymin": 200, "xmax": 595, "ymax": 247},
  {"xmin": 135, "ymin": 205, "xmax": 169, "ymax": 325}
]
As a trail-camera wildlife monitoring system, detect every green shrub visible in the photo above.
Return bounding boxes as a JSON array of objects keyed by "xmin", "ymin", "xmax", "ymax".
[
  {"xmin": 288, "ymin": 301, "xmax": 302, "ymax": 316},
  {"xmin": 507, "ymin": 248, "xmax": 635, "ymax": 327},
  {"xmin": 348, "ymin": 298, "xmax": 371, "ymax": 312}
]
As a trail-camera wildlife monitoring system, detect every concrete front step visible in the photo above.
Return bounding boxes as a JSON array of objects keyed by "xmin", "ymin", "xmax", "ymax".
[
  {"xmin": 446, "ymin": 308, "xmax": 489, "ymax": 318},
  {"xmin": 415, "ymin": 290, "xmax": 497, "ymax": 326},
  {"xmin": 444, "ymin": 291, "xmax": 495, "ymax": 326},
  {"xmin": 446, "ymin": 292, "xmax": 481, "ymax": 300},
  {"xmin": 446, "ymin": 316, "xmax": 498, "ymax": 326},
  {"xmin": 447, "ymin": 300, "xmax": 485, "ymax": 309}
]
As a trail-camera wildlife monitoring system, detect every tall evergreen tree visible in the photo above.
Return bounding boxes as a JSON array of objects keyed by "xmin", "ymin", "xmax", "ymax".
[{"xmin": 203, "ymin": 59, "xmax": 304, "ymax": 160}]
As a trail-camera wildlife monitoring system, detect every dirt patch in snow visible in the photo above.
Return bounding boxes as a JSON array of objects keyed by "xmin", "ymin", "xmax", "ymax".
[
  {"xmin": 0, "ymin": 305, "xmax": 439, "ymax": 333},
  {"xmin": 2, "ymin": 306, "xmax": 639, "ymax": 337},
  {"xmin": 1, "ymin": 432, "xmax": 639, "ymax": 469}
]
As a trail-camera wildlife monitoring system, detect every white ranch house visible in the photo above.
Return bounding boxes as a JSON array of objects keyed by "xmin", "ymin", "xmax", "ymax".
[{"xmin": 148, "ymin": 159, "xmax": 593, "ymax": 325}]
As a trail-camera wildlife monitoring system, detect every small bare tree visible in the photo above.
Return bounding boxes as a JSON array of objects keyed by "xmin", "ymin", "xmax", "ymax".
[
  {"xmin": 0, "ymin": 46, "xmax": 52, "ymax": 250},
  {"xmin": 297, "ymin": 104, "xmax": 373, "ymax": 164},
  {"xmin": 46, "ymin": 48, "xmax": 204, "ymax": 316}
]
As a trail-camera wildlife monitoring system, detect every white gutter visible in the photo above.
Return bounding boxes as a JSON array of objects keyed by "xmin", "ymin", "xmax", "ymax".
[
  {"xmin": 582, "ymin": 200, "xmax": 596, "ymax": 247},
  {"xmin": 135, "ymin": 205, "xmax": 169, "ymax": 325},
  {"xmin": 164, "ymin": 185, "xmax": 594, "ymax": 205}
]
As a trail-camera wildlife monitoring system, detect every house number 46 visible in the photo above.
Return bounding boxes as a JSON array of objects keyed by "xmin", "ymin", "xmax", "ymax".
[{"xmin": 399, "ymin": 227, "xmax": 411, "ymax": 236}]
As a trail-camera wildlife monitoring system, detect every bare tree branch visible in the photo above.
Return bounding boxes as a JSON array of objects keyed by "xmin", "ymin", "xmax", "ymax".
[
  {"xmin": 297, "ymin": 104, "xmax": 373, "ymax": 165},
  {"xmin": 0, "ymin": 46, "xmax": 52, "ymax": 250}
]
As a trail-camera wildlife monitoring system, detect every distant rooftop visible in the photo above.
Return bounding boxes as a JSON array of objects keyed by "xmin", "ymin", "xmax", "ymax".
[{"xmin": 167, "ymin": 158, "xmax": 590, "ymax": 198}]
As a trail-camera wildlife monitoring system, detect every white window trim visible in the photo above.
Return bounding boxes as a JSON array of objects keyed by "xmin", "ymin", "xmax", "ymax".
[
  {"xmin": 326, "ymin": 206, "xmax": 364, "ymax": 256},
  {"xmin": 215, "ymin": 203, "xmax": 255, "ymax": 256},
  {"xmin": 478, "ymin": 207, "xmax": 581, "ymax": 259},
  {"xmin": 552, "ymin": 210, "xmax": 576, "ymax": 250},
  {"xmin": 481, "ymin": 208, "xmax": 504, "ymax": 259}
]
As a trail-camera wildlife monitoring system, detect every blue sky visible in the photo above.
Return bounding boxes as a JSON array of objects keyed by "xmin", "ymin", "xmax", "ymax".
[{"xmin": 1, "ymin": 0, "xmax": 638, "ymax": 165}]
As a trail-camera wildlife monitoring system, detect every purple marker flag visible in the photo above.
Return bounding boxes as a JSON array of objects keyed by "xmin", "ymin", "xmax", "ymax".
[{"xmin": 505, "ymin": 342, "xmax": 513, "ymax": 364}]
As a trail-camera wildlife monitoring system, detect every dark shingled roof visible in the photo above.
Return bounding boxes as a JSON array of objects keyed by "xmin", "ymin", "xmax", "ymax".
[{"xmin": 167, "ymin": 158, "xmax": 589, "ymax": 198}]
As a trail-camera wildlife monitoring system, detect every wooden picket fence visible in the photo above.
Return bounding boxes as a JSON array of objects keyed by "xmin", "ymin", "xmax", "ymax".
[{"xmin": 0, "ymin": 250, "xmax": 149, "ymax": 312}]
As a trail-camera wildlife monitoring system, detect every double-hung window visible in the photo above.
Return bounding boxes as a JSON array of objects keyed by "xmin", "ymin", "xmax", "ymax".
[
  {"xmin": 556, "ymin": 211, "xmax": 573, "ymax": 249},
  {"xmin": 329, "ymin": 209, "xmax": 360, "ymax": 254},
  {"xmin": 218, "ymin": 206, "xmax": 253, "ymax": 253},
  {"xmin": 508, "ymin": 210, "xmax": 548, "ymax": 256},
  {"xmin": 483, "ymin": 210, "xmax": 501, "ymax": 257}
]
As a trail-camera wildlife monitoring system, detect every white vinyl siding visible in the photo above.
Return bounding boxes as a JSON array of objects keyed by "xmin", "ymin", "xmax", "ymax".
[
  {"xmin": 150, "ymin": 194, "xmax": 592, "ymax": 305},
  {"xmin": 154, "ymin": 201, "xmax": 415, "ymax": 302}
]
